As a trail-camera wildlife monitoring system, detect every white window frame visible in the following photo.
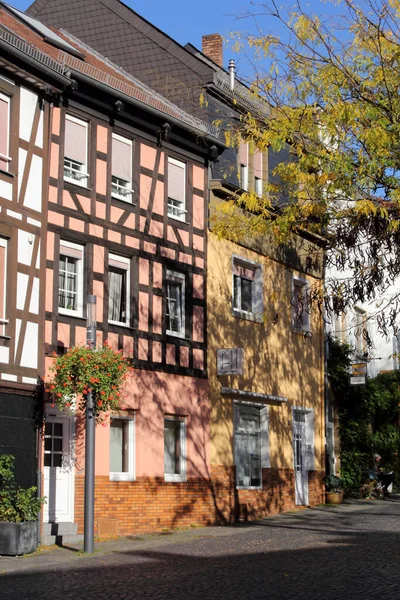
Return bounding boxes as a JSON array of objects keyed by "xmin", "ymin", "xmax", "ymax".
[
  {"xmin": 63, "ymin": 114, "xmax": 89, "ymax": 187},
  {"xmin": 354, "ymin": 307, "xmax": 367, "ymax": 356},
  {"xmin": 240, "ymin": 163, "xmax": 249, "ymax": 191},
  {"xmin": 111, "ymin": 133, "xmax": 134, "ymax": 202},
  {"xmin": 234, "ymin": 402, "xmax": 269, "ymax": 490},
  {"xmin": 254, "ymin": 176, "xmax": 262, "ymax": 196},
  {"xmin": 0, "ymin": 93, "xmax": 11, "ymax": 172},
  {"xmin": 109, "ymin": 415, "xmax": 135, "ymax": 482},
  {"xmin": 164, "ymin": 416, "xmax": 186, "ymax": 483},
  {"xmin": 108, "ymin": 253, "xmax": 130, "ymax": 326},
  {"xmin": 167, "ymin": 157, "xmax": 187, "ymax": 222},
  {"xmin": 232, "ymin": 255, "xmax": 263, "ymax": 323},
  {"xmin": 58, "ymin": 240, "xmax": 84, "ymax": 318},
  {"xmin": 292, "ymin": 277, "xmax": 311, "ymax": 331},
  {"xmin": 0, "ymin": 237, "xmax": 8, "ymax": 336},
  {"xmin": 166, "ymin": 269, "xmax": 185, "ymax": 338}
]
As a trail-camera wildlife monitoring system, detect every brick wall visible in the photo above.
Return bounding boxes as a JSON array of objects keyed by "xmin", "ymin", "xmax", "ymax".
[{"xmin": 74, "ymin": 466, "xmax": 325, "ymax": 537}]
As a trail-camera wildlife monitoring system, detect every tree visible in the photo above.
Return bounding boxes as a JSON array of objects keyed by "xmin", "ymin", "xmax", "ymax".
[{"xmin": 217, "ymin": 0, "xmax": 400, "ymax": 334}]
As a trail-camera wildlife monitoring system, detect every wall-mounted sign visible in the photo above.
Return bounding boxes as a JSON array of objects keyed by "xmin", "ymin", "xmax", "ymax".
[
  {"xmin": 350, "ymin": 362, "xmax": 367, "ymax": 385},
  {"xmin": 217, "ymin": 348, "xmax": 244, "ymax": 375}
]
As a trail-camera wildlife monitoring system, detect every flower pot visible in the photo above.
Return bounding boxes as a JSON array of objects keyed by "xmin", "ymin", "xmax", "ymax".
[
  {"xmin": 325, "ymin": 491, "xmax": 344, "ymax": 505},
  {"xmin": 0, "ymin": 521, "xmax": 38, "ymax": 555}
]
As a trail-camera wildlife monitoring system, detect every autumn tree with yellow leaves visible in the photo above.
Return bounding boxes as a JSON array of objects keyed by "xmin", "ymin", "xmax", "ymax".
[{"xmin": 216, "ymin": 0, "xmax": 400, "ymax": 334}]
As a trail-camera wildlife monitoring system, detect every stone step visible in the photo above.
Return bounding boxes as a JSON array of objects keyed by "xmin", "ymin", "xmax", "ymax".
[
  {"xmin": 42, "ymin": 522, "xmax": 78, "ymax": 536},
  {"xmin": 41, "ymin": 533, "xmax": 83, "ymax": 546}
]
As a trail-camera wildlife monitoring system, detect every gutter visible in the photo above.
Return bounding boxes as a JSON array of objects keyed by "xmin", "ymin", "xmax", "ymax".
[
  {"xmin": 0, "ymin": 27, "xmax": 72, "ymax": 88},
  {"xmin": 71, "ymin": 69, "xmax": 225, "ymax": 149}
]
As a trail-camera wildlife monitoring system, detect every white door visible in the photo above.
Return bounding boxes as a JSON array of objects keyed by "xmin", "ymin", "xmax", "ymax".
[
  {"xmin": 43, "ymin": 414, "xmax": 75, "ymax": 522},
  {"xmin": 293, "ymin": 411, "xmax": 308, "ymax": 505}
]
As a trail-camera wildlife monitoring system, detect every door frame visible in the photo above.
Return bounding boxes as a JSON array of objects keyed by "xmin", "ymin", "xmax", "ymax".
[
  {"xmin": 43, "ymin": 403, "xmax": 76, "ymax": 523},
  {"xmin": 292, "ymin": 407, "xmax": 315, "ymax": 506}
]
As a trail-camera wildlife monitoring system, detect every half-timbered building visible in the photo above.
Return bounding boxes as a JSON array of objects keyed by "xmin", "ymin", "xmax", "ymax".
[
  {"xmin": 0, "ymin": 4, "xmax": 75, "ymax": 488},
  {"xmin": 2, "ymin": 4, "xmax": 224, "ymax": 539}
]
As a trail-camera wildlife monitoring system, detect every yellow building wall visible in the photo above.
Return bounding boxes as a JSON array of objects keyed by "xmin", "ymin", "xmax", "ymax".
[{"xmin": 207, "ymin": 232, "xmax": 325, "ymax": 474}]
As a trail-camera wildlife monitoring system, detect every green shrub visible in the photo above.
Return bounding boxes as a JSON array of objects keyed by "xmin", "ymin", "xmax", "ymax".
[{"xmin": 0, "ymin": 455, "xmax": 45, "ymax": 522}]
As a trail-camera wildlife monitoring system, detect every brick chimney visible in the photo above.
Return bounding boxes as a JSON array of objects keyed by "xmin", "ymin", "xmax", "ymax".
[{"xmin": 202, "ymin": 34, "xmax": 223, "ymax": 68}]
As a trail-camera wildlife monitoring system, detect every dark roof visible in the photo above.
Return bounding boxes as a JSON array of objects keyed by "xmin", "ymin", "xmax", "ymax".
[
  {"xmin": 1, "ymin": 3, "xmax": 220, "ymax": 141},
  {"xmin": 27, "ymin": 0, "xmax": 215, "ymax": 117}
]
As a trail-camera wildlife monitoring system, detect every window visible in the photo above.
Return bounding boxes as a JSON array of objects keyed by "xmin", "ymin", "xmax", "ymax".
[
  {"xmin": 110, "ymin": 416, "xmax": 135, "ymax": 481},
  {"xmin": 235, "ymin": 403, "xmax": 269, "ymax": 489},
  {"xmin": 111, "ymin": 133, "xmax": 133, "ymax": 202},
  {"xmin": 292, "ymin": 278, "xmax": 310, "ymax": 330},
  {"xmin": 44, "ymin": 421, "xmax": 63, "ymax": 468},
  {"xmin": 232, "ymin": 257, "xmax": 263, "ymax": 321},
  {"xmin": 164, "ymin": 416, "xmax": 186, "ymax": 482},
  {"xmin": 332, "ymin": 311, "xmax": 347, "ymax": 343},
  {"xmin": 0, "ymin": 237, "xmax": 7, "ymax": 336},
  {"xmin": 0, "ymin": 93, "xmax": 11, "ymax": 172},
  {"xmin": 354, "ymin": 307, "xmax": 367, "ymax": 356},
  {"xmin": 108, "ymin": 254, "xmax": 130, "ymax": 325},
  {"xmin": 166, "ymin": 270, "xmax": 185, "ymax": 337},
  {"xmin": 254, "ymin": 148, "xmax": 262, "ymax": 196},
  {"xmin": 64, "ymin": 115, "xmax": 89, "ymax": 186},
  {"xmin": 168, "ymin": 157, "xmax": 186, "ymax": 220},
  {"xmin": 58, "ymin": 241, "xmax": 84, "ymax": 316},
  {"xmin": 239, "ymin": 142, "xmax": 248, "ymax": 191}
]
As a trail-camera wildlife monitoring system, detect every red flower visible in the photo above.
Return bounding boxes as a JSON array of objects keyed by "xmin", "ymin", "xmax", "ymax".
[
  {"xmin": 56, "ymin": 392, "xmax": 62, "ymax": 398},
  {"xmin": 66, "ymin": 402, "xmax": 71, "ymax": 407},
  {"xmin": 51, "ymin": 403, "xmax": 55, "ymax": 408},
  {"xmin": 80, "ymin": 357, "xmax": 85, "ymax": 362},
  {"xmin": 98, "ymin": 400, "xmax": 103, "ymax": 407},
  {"xmin": 100, "ymin": 390, "xmax": 105, "ymax": 396}
]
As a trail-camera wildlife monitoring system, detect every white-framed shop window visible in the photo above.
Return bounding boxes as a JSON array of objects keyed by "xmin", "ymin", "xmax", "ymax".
[
  {"xmin": 234, "ymin": 402, "xmax": 269, "ymax": 489},
  {"xmin": 64, "ymin": 114, "xmax": 89, "ymax": 186},
  {"xmin": 109, "ymin": 415, "xmax": 135, "ymax": 482},
  {"xmin": 292, "ymin": 277, "xmax": 311, "ymax": 331},
  {"xmin": 0, "ymin": 93, "xmax": 11, "ymax": 172},
  {"xmin": 111, "ymin": 133, "xmax": 134, "ymax": 202},
  {"xmin": 167, "ymin": 157, "xmax": 186, "ymax": 221},
  {"xmin": 108, "ymin": 253, "xmax": 130, "ymax": 326},
  {"xmin": 164, "ymin": 416, "xmax": 186, "ymax": 482},
  {"xmin": 232, "ymin": 256, "xmax": 263, "ymax": 322},
  {"xmin": 58, "ymin": 240, "xmax": 84, "ymax": 317},
  {"xmin": 166, "ymin": 270, "xmax": 185, "ymax": 337},
  {"xmin": 0, "ymin": 237, "xmax": 8, "ymax": 336}
]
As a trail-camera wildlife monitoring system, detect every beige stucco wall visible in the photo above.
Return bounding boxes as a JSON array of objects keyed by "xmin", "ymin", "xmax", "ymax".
[{"xmin": 207, "ymin": 232, "xmax": 325, "ymax": 472}]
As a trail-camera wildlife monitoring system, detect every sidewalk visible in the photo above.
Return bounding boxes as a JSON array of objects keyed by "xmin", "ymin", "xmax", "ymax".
[{"xmin": 0, "ymin": 497, "xmax": 395, "ymax": 575}]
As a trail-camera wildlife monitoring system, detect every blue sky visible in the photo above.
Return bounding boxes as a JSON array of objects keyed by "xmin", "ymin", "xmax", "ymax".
[{"xmin": 10, "ymin": 0, "xmax": 341, "ymax": 49}]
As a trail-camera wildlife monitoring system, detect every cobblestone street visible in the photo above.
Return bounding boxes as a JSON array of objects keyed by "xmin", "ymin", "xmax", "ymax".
[{"xmin": 2, "ymin": 498, "xmax": 400, "ymax": 599}]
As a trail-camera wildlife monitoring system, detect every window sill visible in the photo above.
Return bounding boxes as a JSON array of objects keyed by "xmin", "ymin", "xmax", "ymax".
[
  {"xmin": 232, "ymin": 309, "xmax": 263, "ymax": 324},
  {"xmin": 167, "ymin": 214, "xmax": 188, "ymax": 225},
  {"xmin": 58, "ymin": 310, "xmax": 85, "ymax": 320},
  {"xmin": 0, "ymin": 335, "xmax": 11, "ymax": 347},
  {"xmin": 236, "ymin": 486, "xmax": 262, "ymax": 490},
  {"xmin": 111, "ymin": 193, "xmax": 135, "ymax": 205},
  {"xmin": 108, "ymin": 320, "xmax": 131, "ymax": 328},
  {"xmin": 63, "ymin": 177, "xmax": 91, "ymax": 190},
  {"xmin": 0, "ymin": 168, "xmax": 15, "ymax": 179},
  {"xmin": 164, "ymin": 475, "xmax": 186, "ymax": 483},
  {"xmin": 166, "ymin": 330, "xmax": 187, "ymax": 340},
  {"xmin": 109, "ymin": 474, "xmax": 135, "ymax": 482}
]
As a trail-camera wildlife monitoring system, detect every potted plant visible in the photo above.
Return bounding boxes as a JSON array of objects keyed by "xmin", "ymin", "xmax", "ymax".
[
  {"xmin": 0, "ymin": 455, "xmax": 45, "ymax": 555},
  {"xmin": 324, "ymin": 474, "xmax": 344, "ymax": 505}
]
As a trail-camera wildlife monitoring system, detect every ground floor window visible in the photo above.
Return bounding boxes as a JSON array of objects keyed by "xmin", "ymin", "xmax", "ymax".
[
  {"xmin": 235, "ymin": 403, "xmax": 269, "ymax": 489},
  {"xmin": 109, "ymin": 415, "xmax": 135, "ymax": 481},
  {"xmin": 164, "ymin": 416, "xmax": 186, "ymax": 482}
]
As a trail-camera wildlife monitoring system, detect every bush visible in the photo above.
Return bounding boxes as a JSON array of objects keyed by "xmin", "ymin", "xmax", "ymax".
[{"xmin": 0, "ymin": 455, "xmax": 45, "ymax": 522}]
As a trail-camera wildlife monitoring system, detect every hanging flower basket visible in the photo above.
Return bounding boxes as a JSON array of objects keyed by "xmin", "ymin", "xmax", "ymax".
[{"xmin": 45, "ymin": 342, "xmax": 133, "ymax": 423}]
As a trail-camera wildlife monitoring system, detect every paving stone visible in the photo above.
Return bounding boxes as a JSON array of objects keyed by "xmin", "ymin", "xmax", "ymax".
[{"xmin": 1, "ymin": 498, "xmax": 400, "ymax": 599}]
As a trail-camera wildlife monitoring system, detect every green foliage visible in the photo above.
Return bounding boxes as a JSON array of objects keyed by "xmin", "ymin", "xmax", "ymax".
[
  {"xmin": 0, "ymin": 455, "xmax": 45, "ymax": 523},
  {"xmin": 328, "ymin": 337, "xmax": 400, "ymax": 495},
  {"xmin": 45, "ymin": 342, "xmax": 133, "ymax": 423},
  {"xmin": 324, "ymin": 474, "xmax": 343, "ymax": 492}
]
